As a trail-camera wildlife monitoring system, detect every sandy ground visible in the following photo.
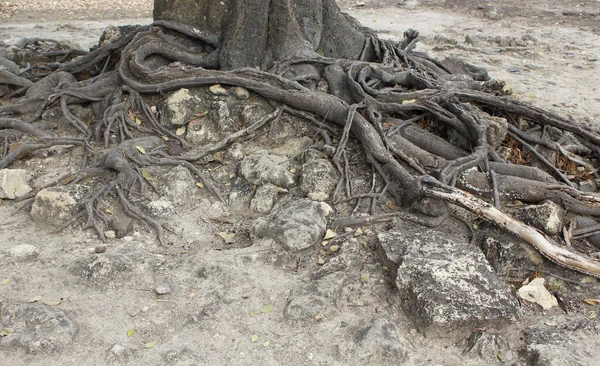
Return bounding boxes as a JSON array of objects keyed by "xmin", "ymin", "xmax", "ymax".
[{"xmin": 1, "ymin": 0, "xmax": 600, "ymax": 365}]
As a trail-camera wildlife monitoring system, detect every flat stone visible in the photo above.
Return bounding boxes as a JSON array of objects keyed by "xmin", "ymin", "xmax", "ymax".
[
  {"xmin": 240, "ymin": 153, "xmax": 295, "ymax": 188},
  {"xmin": 70, "ymin": 254, "xmax": 132, "ymax": 284},
  {"xmin": 479, "ymin": 234, "xmax": 544, "ymax": 280},
  {"xmin": 0, "ymin": 169, "xmax": 33, "ymax": 199},
  {"xmin": 387, "ymin": 221, "xmax": 520, "ymax": 336},
  {"xmin": 209, "ymin": 84, "xmax": 228, "ymax": 95},
  {"xmin": 517, "ymin": 278, "xmax": 558, "ymax": 310},
  {"xmin": 251, "ymin": 199, "xmax": 329, "ymax": 252},
  {"xmin": 7, "ymin": 244, "xmax": 38, "ymax": 259},
  {"xmin": 155, "ymin": 282, "xmax": 171, "ymax": 295},
  {"xmin": 307, "ymin": 191, "xmax": 329, "ymax": 201},
  {"xmin": 163, "ymin": 165, "xmax": 196, "ymax": 204}
]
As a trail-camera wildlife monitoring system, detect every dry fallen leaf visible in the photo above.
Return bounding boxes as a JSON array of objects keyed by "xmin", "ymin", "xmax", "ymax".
[
  {"xmin": 259, "ymin": 303, "xmax": 273, "ymax": 313},
  {"xmin": 135, "ymin": 146, "xmax": 146, "ymax": 154},
  {"xmin": 263, "ymin": 340, "xmax": 270, "ymax": 347},
  {"xmin": 360, "ymin": 273, "xmax": 370, "ymax": 283},
  {"xmin": 323, "ymin": 229, "xmax": 337, "ymax": 240},
  {"xmin": 584, "ymin": 299, "xmax": 600, "ymax": 306},
  {"xmin": 1, "ymin": 278, "xmax": 11, "ymax": 285},
  {"xmin": 28, "ymin": 295, "xmax": 43, "ymax": 303},
  {"xmin": 43, "ymin": 300, "xmax": 61, "ymax": 306},
  {"xmin": 135, "ymin": 117, "xmax": 142, "ymax": 125},
  {"xmin": 144, "ymin": 340, "xmax": 159, "ymax": 349},
  {"xmin": 176, "ymin": 126, "xmax": 186, "ymax": 136},
  {"xmin": 217, "ymin": 232, "xmax": 235, "ymax": 244},
  {"xmin": 402, "ymin": 99, "xmax": 416, "ymax": 105},
  {"xmin": 250, "ymin": 334, "xmax": 258, "ymax": 343}
]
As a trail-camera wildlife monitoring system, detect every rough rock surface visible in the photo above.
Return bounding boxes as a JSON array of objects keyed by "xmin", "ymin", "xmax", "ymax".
[
  {"xmin": 30, "ymin": 185, "xmax": 85, "ymax": 226},
  {"xmin": 251, "ymin": 199, "xmax": 330, "ymax": 251},
  {"xmin": 0, "ymin": 301, "xmax": 77, "ymax": 354},
  {"xmin": 240, "ymin": 153, "xmax": 295, "ymax": 188},
  {"xmin": 250, "ymin": 183, "xmax": 279, "ymax": 214},
  {"xmin": 160, "ymin": 88, "xmax": 202, "ymax": 126},
  {"xmin": 524, "ymin": 321, "xmax": 600, "ymax": 366},
  {"xmin": 479, "ymin": 234, "xmax": 545, "ymax": 280},
  {"xmin": 162, "ymin": 165, "xmax": 196, "ymax": 204},
  {"xmin": 300, "ymin": 158, "xmax": 338, "ymax": 197},
  {"xmin": 513, "ymin": 200, "xmax": 564, "ymax": 235},
  {"xmin": 383, "ymin": 221, "xmax": 520, "ymax": 335},
  {"xmin": 0, "ymin": 169, "xmax": 33, "ymax": 199}
]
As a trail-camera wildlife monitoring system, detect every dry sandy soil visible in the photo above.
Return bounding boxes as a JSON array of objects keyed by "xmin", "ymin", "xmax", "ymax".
[{"xmin": 1, "ymin": 0, "xmax": 600, "ymax": 365}]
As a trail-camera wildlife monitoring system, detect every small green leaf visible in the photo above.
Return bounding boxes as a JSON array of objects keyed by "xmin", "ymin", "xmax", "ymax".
[
  {"xmin": 360, "ymin": 273, "xmax": 370, "ymax": 283},
  {"xmin": 196, "ymin": 182, "xmax": 205, "ymax": 189},
  {"xmin": 144, "ymin": 340, "xmax": 158, "ymax": 349},
  {"xmin": 127, "ymin": 329, "xmax": 135, "ymax": 337},
  {"xmin": 217, "ymin": 232, "xmax": 236, "ymax": 244},
  {"xmin": 28, "ymin": 295, "xmax": 43, "ymax": 303},
  {"xmin": 250, "ymin": 334, "xmax": 258, "ymax": 343},
  {"xmin": 401, "ymin": 99, "xmax": 416, "ymax": 105},
  {"xmin": 1, "ymin": 278, "xmax": 10, "ymax": 285},
  {"xmin": 259, "ymin": 303, "xmax": 273, "ymax": 313},
  {"xmin": 249, "ymin": 310, "xmax": 257, "ymax": 317},
  {"xmin": 329, "ymin": 245, "xmax": 340, "ymax": 253},
  {"xmin": 263, "ymin": 340, "xmax": 270, "ymax": 347},
  {"xmin": 135, "ymin": 117, "xmax": 142, "ymax": 125},
  {"xmin": 135, "ymin": 146, "xmax": 146, "ymax": 154}
]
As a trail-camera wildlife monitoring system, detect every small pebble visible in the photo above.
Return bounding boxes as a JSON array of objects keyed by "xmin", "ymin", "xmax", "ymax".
[
  {"xmin": 232, "ymin": 86, "xmax": 249, "ymax": 99},
  {"xmin": 94, "ymin": 245, "xmax": 107, "ymax": 254},
  {"xmin": 155, "ymin": 282, "xmax": 171, "ymax": 295},
  {"xmin": 209, "ymin": 84, "xmax": 228, "ymax": 95}
]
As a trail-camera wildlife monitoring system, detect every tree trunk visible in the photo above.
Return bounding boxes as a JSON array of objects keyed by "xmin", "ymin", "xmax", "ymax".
[{"xmin": 153, "ymin": 0, "xmax": 375, "ymax": 69}]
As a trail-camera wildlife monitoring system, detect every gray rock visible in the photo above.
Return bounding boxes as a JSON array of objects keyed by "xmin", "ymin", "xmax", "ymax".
[
  {"xmin": 307, "ymin": 191, "xmax": 329, "ymax": 201},
  {"xmin": 30, "ymin": 185, "xmax": 86, "ymax": 227},
  {"xmin": 513, "ymin": 200, "xmax": 564, "ymax": 235},
  {"xmin": 300, "ymin": 159, "xmax": 338, "ymax": 196},
  {"xmin": 160, "ymin": 88, "xmax": 202, "ymax": 126},
  {"xmin": 70, "ymin": 254, "xmax": 132, "ymax": 284},
  {"xmin": 187, "ymin": 114, "xmax": 222, "ymax": 145},
  {"xmin": 232, "ymin": 86, "xmax": 249, "ymax": 99},
  {"xmin": 251, "ymin": 199, "xmax": 330, "ymax": 251},
  {"xmin": 284, "ymin": 294, "xmax": 332, "ymax": 321},
  {"xmin": 0, "ymin": 169, "xmax": 33, "ymax": 199},
  {"xmin": 524, "ymin": 322, "xmax": 600, "ymax": 366},
  {"xmin": 354, "ymin": 318, "xmax": 409, "ymax": 363},
  {"xmin": 387, "ymin": 221, "xmax": 520, "ymax": 336},
  {"xmin": 163, "ymin": 166, "xmax": 196, "ymax": 204},
  {"xmin": 240, "ymin": 153, "xmax": 295, "ymax": 188},
  {"xmin": 460, "ymin": 331, "xmax": 512, "ymax": 364},
  {"xmin": 479, "ymin": 234, "xmax": 545, "ymax": 280},
  {"xmin": 250, "ymin": 183, "xmax": 279, "ymax": 214},
  {"xmin": 209, "ymin": 84, "xmax": 228, "ymax": 95},
  {"xmin": 155, "ymin": 282, "xmax": 172, "ymax": 295},
  {"xmin": 6, "ymin": 244, "xmax": 38, "ymax": 259},
  {"xmin": 227, "ymin": 179, "xmax": 254, "ymax": 212},
  {"xmin": 517, "ymin": 278, "xmax": 558, "ymax": 310},
  {"xmin": 0, "ymin": 301, "xmax": 77, "ymax": 354},
  {"xmin": 242, "ymin": 103, "xmax": 271, "ymax": 124},
  {"xmin": 271, "ymin": 136, "xmax": 313, "ymax": 157},
  {"xmin": 143, "ymin": 199, "xmax": 175, "ymax": 219}
]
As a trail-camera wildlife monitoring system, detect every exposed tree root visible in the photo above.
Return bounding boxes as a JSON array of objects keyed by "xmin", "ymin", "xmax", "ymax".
[{"xmin": 2, "ymin": 17, "xmax": 600, "ymax": 278}]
